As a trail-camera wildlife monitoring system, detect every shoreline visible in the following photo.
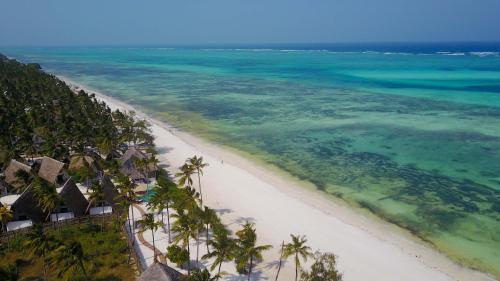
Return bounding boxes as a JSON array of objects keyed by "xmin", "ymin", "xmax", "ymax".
[{"xmin": 60, "ymin": 76, "xmax": 494, "ymax": 281}]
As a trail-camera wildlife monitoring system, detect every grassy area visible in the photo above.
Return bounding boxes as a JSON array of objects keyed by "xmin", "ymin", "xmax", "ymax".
[{"xmin": 0, "ymin": 223, "xmax": 138, "ymax": 281}]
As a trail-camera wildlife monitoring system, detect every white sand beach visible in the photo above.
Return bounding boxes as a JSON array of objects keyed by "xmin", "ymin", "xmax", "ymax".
[{"xmin": 62, "ymin": 77, "xmax": 494, "ymax": 281}]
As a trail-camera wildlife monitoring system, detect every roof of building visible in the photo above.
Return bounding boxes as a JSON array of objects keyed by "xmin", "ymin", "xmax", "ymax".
[
  {"xmin": 118, "ymin": 148, "xmax": 156, "ymax": 180},
  {"xmin": 139, "ymin": 262, "xmax": 182, "ymax": 281},
  {"xmin": 59, "ymin": 178, "xmax": 88, "ymax": 217},
  {"xmin": 4, "ymin": 159, "xmax": 31, "ymax": 188},
  {"xmin": 118, "ymin": 147, "xmax": 147, "ymax": 164},
  {"xmin": 0, "ymin": 194, "xmax": 21, "ymax": 207},
  {"xmin": 11, "ymin": 186, "xmax": 45, "ymax": 223},
  {"xmin": 101, "ymin": 175, "xmax": 119, "ymax": 207},
  {"xmin": 38, "ymin": 157, "xmax": 65, "ymax": 184},
  {"xmin": 68, "ymin": 155, "xmax": 96, "ymax": 172}
]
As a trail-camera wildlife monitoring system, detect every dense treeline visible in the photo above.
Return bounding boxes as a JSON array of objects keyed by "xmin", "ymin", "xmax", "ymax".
[{"xmin": 0, "ymin": 53, "xmax": 151, "ymax": 165}]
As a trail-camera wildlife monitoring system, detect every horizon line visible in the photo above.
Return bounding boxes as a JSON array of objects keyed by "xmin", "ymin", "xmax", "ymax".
[{"xmin": 2, "ymin": 40, "xmax": 500, "ymax": 49}]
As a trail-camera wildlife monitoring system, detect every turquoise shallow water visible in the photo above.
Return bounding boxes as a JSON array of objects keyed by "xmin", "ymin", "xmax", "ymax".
[{"xmin": 2, "ymin": 46, "xmax": 500, "ymax": 275}]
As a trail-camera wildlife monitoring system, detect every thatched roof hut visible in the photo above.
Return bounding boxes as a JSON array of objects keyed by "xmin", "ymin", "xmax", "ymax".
[
  {"xmin": 118, "ymin": 148, "xmax": 156, "ymax": 181},
  {"xmin": 38, "ymin": 157, "xmax": 66, "ymax": 185},
  {"xmin": 59, "ymin": 178, "xmax": 88, "ymax": 217},
  {"xmin": 139, "ymin": 262, "xmax": 182, "ymax": 281},
  {"xmin": 68, "ymin": 155, "xmax": 98, "ymax": 172},
  {"xmin": 10, "ymin": 186, "xmax": 45, "ymax": 223},
  {"xmin": 3, "ymin": 159, "xmax": 31, "ymax": 189},
  {"xmin": 101, "ymin": 175, "xmax": 119, "ymax": 208}
]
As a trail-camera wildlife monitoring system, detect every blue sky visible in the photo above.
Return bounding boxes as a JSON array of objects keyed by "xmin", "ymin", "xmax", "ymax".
[{"xmin": 1, "ymin": 0, "xmax": 499, "ymax": 46}]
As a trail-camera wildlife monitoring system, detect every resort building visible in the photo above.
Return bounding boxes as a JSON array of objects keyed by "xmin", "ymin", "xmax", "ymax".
[
  {"xmin": 118, "ymin": 147, "xmax": 156, "ymax": 182},
  {"xmin": 37, "ymin": 156, "xmax": 68, "ymax": 185},
  {"xmin": 2, "ymin": 159, "xmax": 32, "ymax": 190},
  {"xmin": 0, "ymin": 187, "xmax": 44, "ymax": 230},
  {"xmin": 68, "ymin": 155, "xmax": 98, "ymax": 174},
  {"xmin": 89, "ymin": 175, "xmax": 117, "ymax": 215},
  {"xmin": 52, "ymin": 178, "xmax": 89, "ymax": 221},
  {"xmin": 139, "ymin": 262, "xmax": 182, "ymax": 281},
  {"xmin": 68, "ymin": 155, "xmax": 100, "ymax": 187}
]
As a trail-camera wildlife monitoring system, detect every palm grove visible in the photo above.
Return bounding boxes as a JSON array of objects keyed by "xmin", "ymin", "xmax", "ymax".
[{"xmin": 0, "ymin": 54, "xmax": 342, "ymax": 280}]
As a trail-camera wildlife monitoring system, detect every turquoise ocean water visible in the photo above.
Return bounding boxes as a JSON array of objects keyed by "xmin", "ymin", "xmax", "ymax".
[{"xmin": 2, "ymin": 45, "xmax": 500, "ymax": 276}]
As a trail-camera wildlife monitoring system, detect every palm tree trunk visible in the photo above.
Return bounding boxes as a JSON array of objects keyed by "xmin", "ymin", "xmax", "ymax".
[
  {"xmin": 166, "ymin": 203, "xmax": 171, "ymax": 243},
  {"xmin": 217, "ymin": 260, "xmax": 223, "ymax": 280},
  {"xmin": 2, "ymin": 223, "xmax": 10, "ymax": 251},
  {"xmin": 101, "ymin": 205, "xmax": 105, "ymax": 232},
  {"xmin": 206, "ymin": 223, "xmax": 210, "ymax": 254},
  {"xmin": 196, "ymin": 232, "xmax": 200, "ymax": 263},
  {"xmin": 197, "ymin": 172, "xmax": 203, "ymax": 207},
  {"xmin": 79, "ymin": 260, "xmax": 88, "ymax": 281},
  {"xmin": 152, "ymin": 229, "xmax": 157, "ymax": 262},
  {"xmin": 275, "ymin": 241, "xmax": 284, "ymax": 281},
  {"xmin": 295, "ymin": 254, "xmax": 299, "ymax": 281},
  {"xmin": 42, "ymin": 253, "xmax": 48, "ymax": 281},
  {"xmin": 131, "ymin": 205, "xmax": 135, "ymax": 244},
  {"xmin": 127, "ymin": 211, "xmax": 133, "ymax": 239},
  {"xmin": 248, "ymin": 255, "xmax": 254, "ymax": 281},
  {"xmin": 187, "ymin": 242, "xmax": 191, "ymax": 276}
]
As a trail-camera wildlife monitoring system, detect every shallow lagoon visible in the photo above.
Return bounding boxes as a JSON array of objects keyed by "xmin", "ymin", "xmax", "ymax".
[{"xmin": 3, "ymin": 47, "xmax": 500, "ymax": 276}]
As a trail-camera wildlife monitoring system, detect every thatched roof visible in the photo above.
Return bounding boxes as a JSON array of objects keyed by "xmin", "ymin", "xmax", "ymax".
[
  {"xmin": 4, "ymin": 159, "xmax": 31, "ymax": 188},
  {"xmin": 101, "ymin": 175, "xmax": 119, "ymax": 208},
  {"xmin": 119, "ymin": 148, "xmax": 156, "ymax": 180},
  {"xmin": 11, "ymin": 186, "xmax": 45, "ymax": 223},
  {"xmin": 59, "ymin": 178, "xmax": 88, "ymax": 217},
  {"xmin": 119, "ymin": 148, "xmax": 145, "ymax": 163},
  {"xmin": 68, "ymin": 155, "xmax": 96, "ymax": 172},
  {"xmin": 139, "ymin": 262, "xmax": 182, "ymax": 281},
  {"xmin": 38, "ymin": 157, "xmax": 65, "ymax": 184}
]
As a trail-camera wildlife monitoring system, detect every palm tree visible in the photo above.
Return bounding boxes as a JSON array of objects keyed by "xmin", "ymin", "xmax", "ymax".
[
  {"xmin": 0, "ymin": 264, "xmax": 19, "ymax": 281},
  {"xmin": 283, "ymin": 234, "xmax": 313, "ymax": 281},
  {"xmin": 189, "ymin": 268, "xmax": 221, "ymax": 281},
  {"xmin": 132, "ymin": 156, "xmax": 147, "ymax": 182},
  {"xmin": 87, "ymin": 180, "xmax": 106, "ymax": 232},
  {"xmin": 202, "ymin": 224, "xmax": 236, "ymax": 280},
  {"xmin": 187, "ymin": 155, "xmax": 209, "ymax": 206},
  {"xmin": 245, "ymin": 242, "xmax": 272, "ymax": 281},
  {"xmin": 24, "ymin": 224, "xmax": 55, "ymax": 281},
  {"xmin": 0, "ymin": 204, "xmax": 13, "ymax": 233},
  {"xmin": 156, "ymin": 180, "xmax": 175, "ymax": 243},
  {"xmin": 172, "ymin": 210, "xmax": 198, "ymax": 275},
  {"xmin": 148, "ymin": 153, "xmax": 160, "ymax": 180},
  {"xmin": 34, "ymin": 180, "xmax": 63, "ymax": 225},
  {"xmin": 51, "ymin": 240, "xmax": 88, "ymax": 281},
  {"xmin": 190, "ymin": 207, "xmax": 205, "ymax": 264},
  {"xmin": 13, "ymin": 169, "xmax": 32, "ymax": 193},
  {"xmin": 116, "ymin": 193, "xmax": 132, "ymax": 234},
  {"xmin": 175, "ymin": 163, "xmax": 194, "ymax": 188},
  {"xmin": 116, "ymin": 174, "xmax": 138, "ymax": 239},
  {"xmin": 137, "ymin": 213, "xmax": 163, "ymax": 262},
  {"xmin": 148, "ymin": 187, "xmax": 165, "ymax": 222},
  {"xmin": 0, "ymin": 204, "xmax": 13, "ymax": 250},
  {"xmin": 275, "ymin": 241, "xmax": 285, "ymax": 281},
  {"xmin": 235, "ymin": 222, "xmax": 272, "ymax": 280},
  {"xmin": 201, "ymin": 206, "xmax": 220, "ymax": 254}
]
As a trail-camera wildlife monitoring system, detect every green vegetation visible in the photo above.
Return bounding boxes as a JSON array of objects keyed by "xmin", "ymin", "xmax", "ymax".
[
  {"xmin": 0, "ymin": 223, "xmax": 136, "ymax": 281},
  {"xmin": 0, "ymin": 53, "xmax": 152, "ymax": 166},
  {"xmin": 0, "ymin": 54, "xmax": 344, "ymax": 280},
  {"xmin": 283, "ymin": 234, "xmax": 313, "ymax": 281},
  {"xmin": 301, "ymin": 252, "xmax": 343, "ymax": 281},
  {"xmin": 166, "ymin": 245, "xmax": 189, "ymax": 268},
  {"xmin": 0, "ymin": 54, "xmax": 154, "ymax": 280}
]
